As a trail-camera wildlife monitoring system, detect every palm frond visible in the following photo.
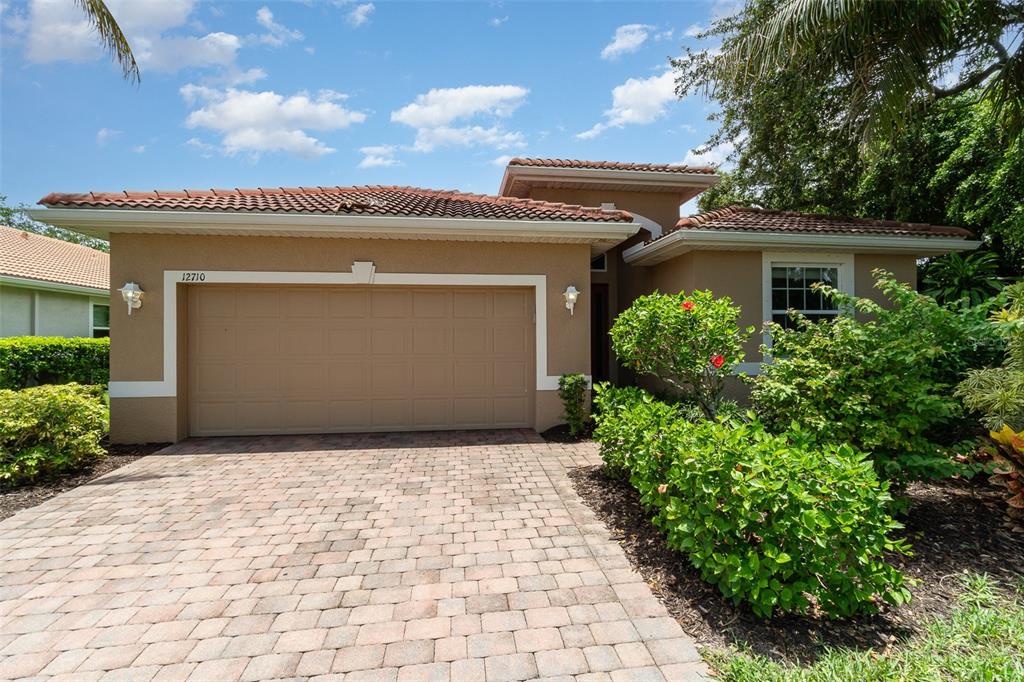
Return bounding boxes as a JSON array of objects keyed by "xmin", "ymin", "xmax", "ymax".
[{"xmin": 74, "ymin": 0, "xmax": 139, "ymax": 84}]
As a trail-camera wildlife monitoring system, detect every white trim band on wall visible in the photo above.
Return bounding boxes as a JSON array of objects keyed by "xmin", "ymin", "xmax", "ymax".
[{"xmin": 107, "ymin": 266, "xmax": 584, "ymax": 399}]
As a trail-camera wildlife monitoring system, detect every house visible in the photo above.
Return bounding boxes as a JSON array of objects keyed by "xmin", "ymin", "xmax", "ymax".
[
  {"xmin": 29, "ymin": 158, "xmax": 978, "ymax": 443},
  {"xmin": 0, "ymin": 225, "xmax": 110, "ymax": 339}
]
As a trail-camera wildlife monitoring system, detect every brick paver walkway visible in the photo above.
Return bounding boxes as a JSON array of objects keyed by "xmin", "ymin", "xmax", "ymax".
[{"xmin": 0, "ymin": 430, "xmax": 706, "ymax": 681}]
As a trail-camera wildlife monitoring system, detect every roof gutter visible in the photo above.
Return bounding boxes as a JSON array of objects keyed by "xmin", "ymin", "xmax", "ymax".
[
  {"xmin": 27, "ymin": 208, "xmax": 641, "ymax": 252},
  {"xmin": 499, "ymin": 165, "xmax": 720, "ymax": 196},
  {"xmin": 623, "ymin": 228, "xmax": 981, "ymax": 265},
  {"xmin": 0, "ymin": 274, "xmax": 108, "ymax": 297}
]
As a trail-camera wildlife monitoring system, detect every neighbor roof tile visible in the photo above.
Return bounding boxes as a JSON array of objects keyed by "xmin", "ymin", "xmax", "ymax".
[
  {"xmin": 38, "ymin": 186, "xmax": 632, "ymax": 223},
  {"xmin": 0, "ymin": 225, "xmax": 109, "ymax": 291}
]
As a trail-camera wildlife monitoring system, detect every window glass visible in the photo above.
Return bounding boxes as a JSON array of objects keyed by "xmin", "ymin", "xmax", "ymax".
[
  {"xmin": 770, "ymin": 265, "xmax": 839, "ymax": 329},
  {"xmin": 92, "ymin": 304, "xmax": 110, "ymax": 338},
  {"xmin": 590, "ymin": 254, "xmax": 607, "ymax": 271}
]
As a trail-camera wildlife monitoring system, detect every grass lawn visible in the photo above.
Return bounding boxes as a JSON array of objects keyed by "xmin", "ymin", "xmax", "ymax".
[{"xmin": 708, "ymin": 574, "xmax": 1024, "ymax": 681}]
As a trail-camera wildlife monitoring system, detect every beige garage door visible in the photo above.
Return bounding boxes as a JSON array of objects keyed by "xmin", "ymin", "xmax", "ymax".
[{"xmin": 187, "ymin": 285, "xmax": 534, "ymax": 436}]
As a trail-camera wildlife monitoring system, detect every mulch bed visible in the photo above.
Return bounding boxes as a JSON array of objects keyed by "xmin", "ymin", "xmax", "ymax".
[
  {"xmin": 0, "ymin": 443, "xmax": 167, "ymax": 521},
  {"xmin": 571, "ymin": 464, "xmax": 1024, "ymax": 664},
  {"xmin": 540, "ymin": 424, "xmax": 594, "ymax": 443}
]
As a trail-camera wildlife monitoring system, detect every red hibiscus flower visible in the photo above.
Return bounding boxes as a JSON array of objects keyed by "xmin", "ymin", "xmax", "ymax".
[
  {"xmin": 681, "ymin": 301, "xmax": 695, "ymax": 311},
  {"xmin": 711, "ymin": 354, "xmax": 725, "ymax": 369}
]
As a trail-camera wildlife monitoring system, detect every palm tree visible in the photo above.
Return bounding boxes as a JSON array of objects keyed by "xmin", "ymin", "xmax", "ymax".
[
  {"xmin": 715, "ymin": 0, "xmax": 1022, "ymax": 141},
  {"xmin": 75, "ymin": 0, "xmax": 139, "ymax": 84}
]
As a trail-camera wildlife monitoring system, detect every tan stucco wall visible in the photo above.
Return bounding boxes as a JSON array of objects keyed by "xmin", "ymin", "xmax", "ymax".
[
  {"xmin": 109, "ymin": 234, "xmax": 591, "ymax": 443},
  {"xmin": 855, "ymin": 254, "xmax": 918, "ymax": 305}
]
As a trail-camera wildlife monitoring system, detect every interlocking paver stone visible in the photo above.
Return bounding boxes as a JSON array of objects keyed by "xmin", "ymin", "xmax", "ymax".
[{"xmin": 0, "ymin": 430, "xmax": 705, "ymax": 681}]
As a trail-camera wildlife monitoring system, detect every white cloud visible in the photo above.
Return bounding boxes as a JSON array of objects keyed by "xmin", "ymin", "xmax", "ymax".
[
  {"xmin": 489, "ymin": 16, "xmax": 509, "ymax": 27},
  {"xmin": 254, "ymin": 6, "xmax": 303, "ymax": 47},
  {"xmin": 681, "ymin": 141, "xmax": 734, "ymax": 167},
  {"xmin": 347, "ymin": 3, "xmax": 374, "ymax": 27},
  {"xmin": 132, "ymin": 145, "xmax": 146, "ymax": 154},
  {"xmin": 22, "ymin": 0, "xmax": 241, "ymax": 73},
  {"xmin": 186, "ymin": 137, "xmax": 215, "ymax": 158},
  {"xmin": 358, "ymin": 144, "xmax": 399, "ymax": 168},
  {"xmin": 600, "ymin": 23, "xmax": 652, "ymax": 60},
  {"xmin": 577, "ymin": 70, "xmax": 677, "ymax": 139},
  {"xmin": 491, "ymin": 154, "xmax": 514, "ymax": 167},
  {"xmin": 96, "ymin": 128, "xmax": 121, "ymax": 146},
  {"xmin": 392, "ymin": 85, "xmax": 528, "ymax": 128},
  {"xmin": 684, "ymin": 23, "xmax": 704, "ymax": 38},
  {"xmin": 410, "ymin": 126, "xmax": 525, "ymax": 153},
  {"xmin": 182, "ymin": 86, "xmax": 367, "ymax": 158},
  {"xmin": 391, "ymin": 85, "xmax": 529, "ymax": 153}
]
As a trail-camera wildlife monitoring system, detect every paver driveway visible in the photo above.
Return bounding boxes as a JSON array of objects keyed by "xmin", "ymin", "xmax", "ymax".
[{"xmin": 0, "ymin": 430, "xmax": 706, "ymax": 681}]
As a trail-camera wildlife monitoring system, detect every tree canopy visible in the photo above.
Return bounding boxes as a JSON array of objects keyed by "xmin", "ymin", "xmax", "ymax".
[
  {"xmin": 674, "ymin": 0, "xmax": 1024, "ymax": 272},
  {"xmin": 0, "ymin": 197, "xmax": 109, "ymax": 252}
]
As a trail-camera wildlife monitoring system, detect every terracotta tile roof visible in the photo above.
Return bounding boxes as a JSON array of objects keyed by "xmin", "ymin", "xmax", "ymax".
[
  {"xmin": 507, "ymin": 158, "xmax": 717, "ymax": 175},
  {"xmin": 0, "ymin": 225, "xmax": 109, "ymax": 292},
  {"xmin": 38, "ymin": 185, "xmax": 633, "ymax": 223},
  {"xmin": 662, "ymin": 206, "xmax": 973, "ymax": 241}
]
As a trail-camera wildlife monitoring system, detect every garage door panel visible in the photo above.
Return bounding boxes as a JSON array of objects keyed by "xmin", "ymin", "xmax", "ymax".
[
  {"xmin": 493, "ymin": 397, "xmax": 529, "ymax": 426},
  {"xmin": 328, "ymin": 290, "xmax": 368, "ymax": 317},
  {"xmin": 189, "ymin": 285, "xmax": 533, "ymax": 436},
  {"xmin": 327, "ymin": 328, "xmax": 367, "ymax": 355},
  {"xmin": 372, "ymin": 290, "xmax": 412, "ymax": 318}
]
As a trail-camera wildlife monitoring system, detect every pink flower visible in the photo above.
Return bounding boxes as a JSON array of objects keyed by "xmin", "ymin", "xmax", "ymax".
[
  {"xmin": 711, "ymin": 354, "xmax": 725, "ymax": 369},
  {"xmin": 657, "ymin": 484, "xmax": 668, "ymax": 494},
  {"xmin": 681, "ymin": 301, "xmax": 695, "ymax": 312}
]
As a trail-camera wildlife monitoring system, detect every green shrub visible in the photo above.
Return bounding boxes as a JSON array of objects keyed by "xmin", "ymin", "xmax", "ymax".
[
  {"xmin": 957, "ymin": 282, "xmax": 1024, "ymax": 431},
  {"xmin": 0, "ymin": 384, "xmax": 109, "ymax": 487},
  {"xmin": 752, "ymin": 271, "xmax": 973, "ymax": 485},
  {"xmin": 610, "ymin": 290, "xmax": 754, "ymax": 418},
  {"xmin": 0, "ymin": 336, "xmax": 110, "ymax": 389},
  {"xmin": 557, "ymin": 373, "xmax": 590, "ymax": 437},
  {"xmin": 593, "ymin": 385, "xmax": 910, "ymax": 619}
]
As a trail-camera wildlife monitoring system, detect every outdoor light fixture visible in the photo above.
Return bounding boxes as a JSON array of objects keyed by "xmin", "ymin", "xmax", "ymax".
[
  {"xmin": 563, "ymin": 285, "xmax": 580, "ymax": 316},
  {"xmin": 119, "ymin": 282, "xmax": 144, "ymax": 316}
]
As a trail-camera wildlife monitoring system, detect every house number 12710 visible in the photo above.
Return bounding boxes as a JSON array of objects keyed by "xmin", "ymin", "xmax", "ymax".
[{"xmin": 180, "ymin": 272, "xmax": 206, "ymax": 282}]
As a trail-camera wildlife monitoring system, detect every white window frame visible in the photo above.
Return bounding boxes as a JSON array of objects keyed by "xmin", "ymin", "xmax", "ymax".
[
  {"xmin": 590, "ymin": 254, "xmax": 608, "ymax": 272},
  {"xmin": 90, "ymin": 301, "xmax": 110, "ymax": 338},
  {"xmin": 761, "ymin": 251, "xmax": 854, "ymax": 349}
]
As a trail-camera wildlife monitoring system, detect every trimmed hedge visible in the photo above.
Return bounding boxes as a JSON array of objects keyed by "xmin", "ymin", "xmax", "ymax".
[
  {"xmin": 0, "ymin": 383, "xmax": 109, "ymax": 488},
  {"xmin": 0, "ymin": 337, "xmax": 109, "ymax": 389},
  {"xmin": 593, "ymin": 384, "xmax": 911, "ymax": 618}
]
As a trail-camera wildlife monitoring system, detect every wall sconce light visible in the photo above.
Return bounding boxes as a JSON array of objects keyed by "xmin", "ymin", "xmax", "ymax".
[
  {"xmin": 119, "ymin": 282, "xmax": 144, "ymax": 316},
  {"xmin": 563, "ymin": 285, "xmax": 580, "ymax": 316}
]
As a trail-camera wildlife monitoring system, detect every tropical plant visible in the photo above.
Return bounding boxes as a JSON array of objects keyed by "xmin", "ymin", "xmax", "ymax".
[
  {"xmin": 984, "ymin": 426, "xmax": 1024, "ymax": 528},
  {"xmin": 592, "ymin": 385, "xmax": 911, "ymax": 619},
  {"xmin": 752, "ymin": 271, "xmax": 977, "ymax": 484},
  {"xmin": 923, "ymin": 251, "xmax": 1005, "ymax": 305},
  {"xmin": 75, "ymin": 0, "xmax": 139, "ymax": 84},
  {"xmin": 609, "ymin": 290, "xmax": 754, "ymax": 418},
  {"xmin": 957, "ymin": 282, "xmax": 1024, "ymax": 431},
  {"xmin": 557, "ymin": 373, "xmax": 589, "ymax": 438}
]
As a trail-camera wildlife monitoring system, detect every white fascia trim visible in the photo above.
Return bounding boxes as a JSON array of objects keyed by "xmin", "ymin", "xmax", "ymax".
[
  {"xmin": 622, "ymin": 228, "xmax": 981, "ymax": 265},
  {"xmin": 108, "ymin": 269, "xmax": 571, "ymax": 399},
  {"xmin": 499, "ymin": 165, "xmax": 720, "ymax": 195},
  {"xmin": 26, "ymin": 208, "xmax": 640, "ymax": 243},
  {"xmin": 0, "ymin": 274, "xmax": 108, "ymax": 298}
]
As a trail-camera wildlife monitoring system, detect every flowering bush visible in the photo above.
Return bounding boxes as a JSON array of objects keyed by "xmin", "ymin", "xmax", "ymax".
[
  {"xmin": 609, "ymin": 290, "xmax": 754, "ymax": 418},
  {"xmin": 593, "ymin": 385, "xmax": 910, "ymax": 618}
]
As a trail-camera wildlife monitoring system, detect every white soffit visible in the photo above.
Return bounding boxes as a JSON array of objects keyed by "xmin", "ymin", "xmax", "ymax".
[{"xmin": 622, "ymin": 228, "xmax": 981, "ymax": 265}]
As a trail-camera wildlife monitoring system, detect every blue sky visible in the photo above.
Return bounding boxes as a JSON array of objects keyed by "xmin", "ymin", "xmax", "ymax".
[{"xmin": 1, "ymin": 1, "xmax": 735, "ymax": 213}]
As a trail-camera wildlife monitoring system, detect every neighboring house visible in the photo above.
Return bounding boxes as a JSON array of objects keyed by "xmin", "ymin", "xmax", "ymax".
[
  {"xmin": 0, "ymin": 225, "xmax": 110, "ymax": 339},
  {"xmin": 30, "ymin": 158, "xmax": 977, "ymax": 443}
]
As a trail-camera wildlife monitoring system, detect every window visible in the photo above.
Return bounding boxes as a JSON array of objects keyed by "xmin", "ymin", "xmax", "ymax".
[
  {"xmin": 762, "ymin": 252, "xmax": 854, "ymax": 335},
  {"xmin": 92, "ymin": 304, "xmax": 110, "ymax": 338},
  {"xmin": 770, "ymin": 266, "xmax": 840, "ymax": 329},
  {"xmin": 590, "ymin": 254, "xmax": 607, "ymax": 272}
]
